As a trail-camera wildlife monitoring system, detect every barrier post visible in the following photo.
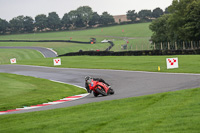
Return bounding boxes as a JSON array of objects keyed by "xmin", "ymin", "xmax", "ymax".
[
  {"xmin": 168, "ymin": 42, "xmax": 170, "ymax": 50},
  {"xmin": 199, "ymin": 40, "xmax": 200, "ymax": 48},
  {"xmin": 175, "ymin": 42, "xmax": 177, "ymax": 50},
  {"xmin": 183, "ymin": 41, "xmax": 185, "ymax": 50},
  {"xmin": 191, "ymin": 41, "xmax": 194, "ymax": 49}
]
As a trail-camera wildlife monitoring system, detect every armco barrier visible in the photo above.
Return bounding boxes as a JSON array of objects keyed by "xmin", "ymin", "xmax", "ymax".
[{"xmin": 59, "ymin": 49, "xmax": 200, "ymax": 56}]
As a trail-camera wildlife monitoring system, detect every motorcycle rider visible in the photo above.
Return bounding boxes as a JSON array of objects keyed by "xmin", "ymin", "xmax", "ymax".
[{"xmin": 85, "ymin": 76, "xmax": 111, "ymax": 93}]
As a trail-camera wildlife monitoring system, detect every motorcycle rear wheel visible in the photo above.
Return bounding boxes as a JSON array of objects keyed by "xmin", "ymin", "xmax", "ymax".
[{"xmin": 93, "ymin": 91, "xmax": 99, "ymax": 97}]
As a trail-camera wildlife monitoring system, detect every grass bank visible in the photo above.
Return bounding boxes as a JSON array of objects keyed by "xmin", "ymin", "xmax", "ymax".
[
  {"xmin": 0, "ymin": 23, "xmax": 152, "ymax": 52},
  {"xmin": 0, "ymin": 87, "xmax": 199, "ymax": 132},
  {"xmin": 0, "ymin": 73, "xmax": 86, "ymax": 111},
  {"xmin": 0, "ymin": 49, "xmax": 44, "ymax": 64},
  {"xmin": 0, "ymin": 23, "xmax": 152, "ymax": 41}
]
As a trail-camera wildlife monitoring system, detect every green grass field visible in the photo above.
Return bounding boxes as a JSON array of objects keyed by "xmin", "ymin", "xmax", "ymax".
[
  {"xmin": 0, "ymin": 73, "xmax": 86, "ymax": 111},
  {"xmin": 0, "ymin": 23, "xmax": 152, "ymax": 41},
  {"xmin": 0, "ymin": 87, "xmax": 199, "ymax": 133}
]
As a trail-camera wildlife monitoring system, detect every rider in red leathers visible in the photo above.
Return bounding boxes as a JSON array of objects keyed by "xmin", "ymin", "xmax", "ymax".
[{"xmin": 85, "ymin": 76, "xmax": 113, "ymax": 94}]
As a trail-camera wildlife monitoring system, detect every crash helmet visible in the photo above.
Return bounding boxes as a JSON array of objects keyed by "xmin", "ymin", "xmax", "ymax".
[
  {"xmin": 85, "ymin": 76, "xmax": 92, "ymax": 84},
  {"xmin": 85, "ymin": 76, "xmax": 91, "ymax": 81}
]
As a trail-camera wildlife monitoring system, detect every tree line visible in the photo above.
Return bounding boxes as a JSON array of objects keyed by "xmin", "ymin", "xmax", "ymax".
[
  {"xmin": 149, "ymin": 0, "xmax": 200, "ymax": 45},
  {"xmin": 0, "ymin": 6, "xmax": 167, "ymax": 34}
]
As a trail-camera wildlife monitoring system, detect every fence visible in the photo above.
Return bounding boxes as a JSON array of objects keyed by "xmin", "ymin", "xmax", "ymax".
[
  {"xmin": 153, "ymin": 41, "xmax": 200, "ymax": 50},
  {"xmin": 119, "ymin": 41, "xmax": 200, "ymax": 51}
]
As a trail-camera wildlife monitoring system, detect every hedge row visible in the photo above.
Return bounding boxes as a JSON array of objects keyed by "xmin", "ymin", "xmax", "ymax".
[
  {"xmin": 59, "ymin": 49, "xmax": 200, "ymax": 56},
  {"xmin": 0, "ymin": 40, "xmax": 91, "ymax": 44}
]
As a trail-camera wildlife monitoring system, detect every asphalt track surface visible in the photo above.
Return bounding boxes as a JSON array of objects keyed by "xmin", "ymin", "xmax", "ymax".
[
  {"xmin": 0, "ymin": 64, "xmax": 200, "ymax": 115},
  {"xmin": 0, "ymin": 46, "xmax": 57, "ymax": 58}
]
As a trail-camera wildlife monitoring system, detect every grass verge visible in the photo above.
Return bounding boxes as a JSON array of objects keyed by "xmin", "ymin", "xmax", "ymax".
[
  {"xmin": 0, "ymin": 87, "xmax": 199, "ymax": 132},
  {"xmin": 13, "ymin": 55, "xmax": 200, "ymax": 74},
  {"xmin": 0, "ymin": 73, "xmax": 86, "ymax": 111}
]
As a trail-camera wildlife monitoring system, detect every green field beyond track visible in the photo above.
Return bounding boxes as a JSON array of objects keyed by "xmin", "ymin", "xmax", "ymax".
[
  {"xmin": 0, "ymin": 87, "xmax": 199, "ymax": 132},
  {"xmin": 0, "ymin": 23, "xmax": 151, "ymax": 41},
  {"xmin": 14, "ymin": 55, "xmax": 200, "ymax": 74},
  {"xmin": 0, "ymin": 73, "xmax": 86, "ymax": 111}
]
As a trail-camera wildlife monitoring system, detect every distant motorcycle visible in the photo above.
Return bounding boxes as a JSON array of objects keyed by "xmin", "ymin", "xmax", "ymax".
[{"xmin": 88, "ymin": 79, "xmax": 114, "ymax": 97}]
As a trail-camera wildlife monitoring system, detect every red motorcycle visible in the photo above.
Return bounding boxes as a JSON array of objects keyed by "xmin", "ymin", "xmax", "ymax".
[{"xmin": 88, "ymin": 79, "xmax": 114, "ymax": 97}]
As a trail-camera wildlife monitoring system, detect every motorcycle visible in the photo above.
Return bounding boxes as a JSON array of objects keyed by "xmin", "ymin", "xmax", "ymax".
[{"xmin": 88, "ymin": 79, "xmax": 114, "ymax": 97}]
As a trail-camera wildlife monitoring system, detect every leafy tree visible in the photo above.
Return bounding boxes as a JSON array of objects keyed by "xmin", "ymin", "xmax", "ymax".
[
  {"xmin": 67, "ymin": 6, "xmax": 94, "ymax": 28},
  {"xmin": 152, "ymin": 8, "xmax": 164, "ymax": 18},
  {"xmin": 149, "ymin": 14, "xmax": 170, "ymax": 43},
  {"xmin": 126, "ymin": 10, "xmax": 137, "ymax": 22},
  {"xmin": 23, "ymin": 16, "xmax": 34, "ymax": 32},
  {"xmin": 150, "ymin": 0, "xmax": 200, "ymax": 44},
  {"xmin": 0, "ymin": 18, "xmax": 9, "ymax": 34},
  {"xmin": 99, "ymin": 12, "xmax": 115, "ymax": 26},
  {"xmin": 179, "ymin": 0, "xmax": 200, "ymax": 41},
  {"xmin": 88, "ymin": 12, "xmax": 100, "ymax": 27},
  {"xmin": 62, "ymin": 13, "xmax": 72, "ymax": 29},
  {"xmin": 68, "ymin": 10, "xmax": 78, "ymax": 28},
  {"xmin": 168, "ymin": 0, "xmax": 200, "ymax": 41},
  {"xmin": 75, "ymin": 17, "xmax": 85, "ymax": 28},
  {"xmin": 9, "ymin": 15, "xmax": 24, "ymax": 33},
  {"xmin": 138, "ymin": 10, "xmax": 152, "ymax": 22},
  {"xmin": 35, "ymin": 14, "xmax": 48, "ymax": 31},
  {"xmin": 48, "ymin": 12, "xmax": 61, "ymax": 30},
  {"xmin": 76, "ymin": 6, "xmax": 93, "ymax": 27},
  {"xmin": 164, "ymin": 7, "xmax": 170, "ymax": 14}
]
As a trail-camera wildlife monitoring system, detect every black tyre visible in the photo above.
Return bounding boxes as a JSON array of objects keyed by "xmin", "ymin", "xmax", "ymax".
[
  {"xmin": 110, "ymin": 88, "xmax": 114, "ymax": 95},
  {"xmin": 93, "ymin": 91, "xmax": 99, "ymax": 97},
  {"xmin": 96, "ymin": 86, "xmax": 107, "ymax": 96}
]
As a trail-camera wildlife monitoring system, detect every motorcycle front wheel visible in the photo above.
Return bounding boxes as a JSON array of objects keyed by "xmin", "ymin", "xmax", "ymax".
[{"xmin": 96, "ymin": 86, "xmax": 107, "ymax": 96}]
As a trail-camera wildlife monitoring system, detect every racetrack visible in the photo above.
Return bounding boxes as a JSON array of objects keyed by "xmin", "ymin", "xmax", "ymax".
[
  {"xmin": 0, "ymin": 64, "xmax": 200, "ymax": 115},
  {"xmin": 0, "ymin": 47, "xmax": 57, "ymax": 58}
]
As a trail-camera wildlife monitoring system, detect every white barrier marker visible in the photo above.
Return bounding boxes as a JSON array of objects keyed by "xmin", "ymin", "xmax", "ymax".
[
  {"xmin": 166, "ymin": 58, "xmax": 178, "ymax": 69},
  {"xmin": 10, "ymin": 58, "xmax": 16, "ymax": 64},
  {"xmin": 53, "ymin": 58, "xmax": 61, "ymax": 66}
]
